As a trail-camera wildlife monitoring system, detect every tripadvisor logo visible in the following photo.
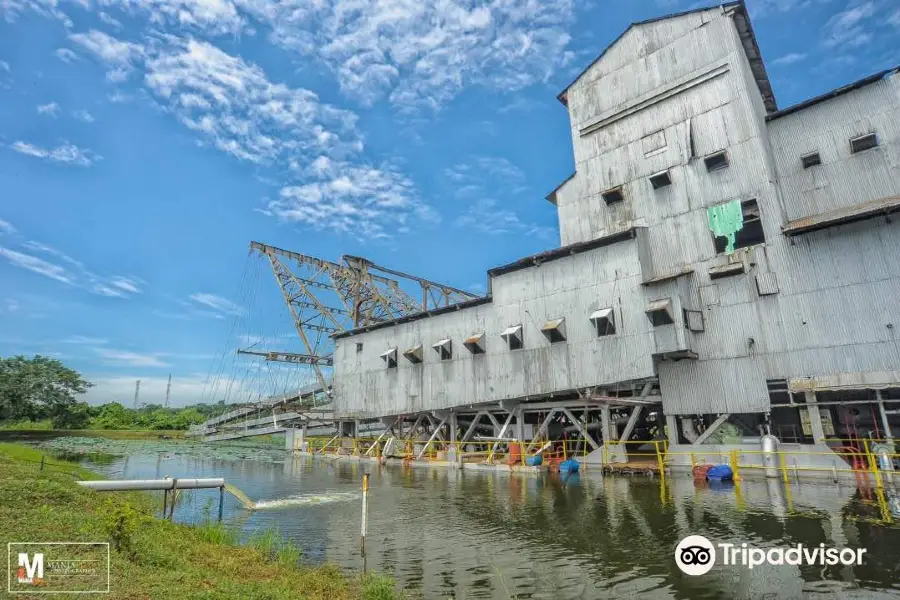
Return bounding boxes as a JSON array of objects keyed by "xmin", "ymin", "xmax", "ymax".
[{"xmin": 674, "ymin": 535, "xmax": 867, "ymax": 576}]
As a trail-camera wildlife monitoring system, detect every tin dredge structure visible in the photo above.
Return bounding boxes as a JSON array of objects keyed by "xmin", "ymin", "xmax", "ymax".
[{"xmin": 201, "ymin": 2, "xmax": 900, "ymax": 479}]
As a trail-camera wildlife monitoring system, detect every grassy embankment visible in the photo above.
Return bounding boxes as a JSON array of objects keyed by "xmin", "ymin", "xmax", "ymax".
[
  {"xmin": 0, "ymin": 420, "xmax": 186, "ymax": 440},
  {"xmin": 0, "ymin": 443, "xmax": 399, "ymax": 600}
]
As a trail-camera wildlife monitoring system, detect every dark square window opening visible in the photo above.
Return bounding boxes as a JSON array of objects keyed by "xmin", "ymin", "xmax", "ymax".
[
  {"xmin": 508, "ymin": 336, "xmax": 523, "ymax": 350},
  {"xmin": 356, "ymin": 342, "xmax": 363, "ymax": 353},
  {"xmin": 602, "ymin": 187, "xmax": 624, "ymax": 205},
  {"xmin": 647, "ymin": 309, "xmax": 674, "ymax": 326},
  {"xmin": 850, "ymin": 133, "xmax": 878, "ymax": 154},
  {"xmin": 801, "ymin": 152, "xmax": 821, "ymax": 169},
  {"xmin": 704, "ymin": 151, "xmax": 729, "ymax": 172},
  {"xmin": 713, "ymin": 200, "xmax": 765, "ymax": 254},
  {"xmin": 649, "ymin": 170, "xmax": 672, "ymax": 189}
]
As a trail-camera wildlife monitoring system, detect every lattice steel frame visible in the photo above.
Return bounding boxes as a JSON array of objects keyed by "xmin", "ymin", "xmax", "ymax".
[{"xmin": 246, "ymin": 241, "xmax": 479, "ymax": 389}]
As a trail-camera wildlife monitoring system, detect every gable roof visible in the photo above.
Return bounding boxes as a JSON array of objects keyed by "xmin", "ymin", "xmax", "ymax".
[{"xmin": 557, "ymin": 1, "xmax": 777, "ymax": 113}]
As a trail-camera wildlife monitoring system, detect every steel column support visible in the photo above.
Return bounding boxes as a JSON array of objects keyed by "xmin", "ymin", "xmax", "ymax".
[
  {"xmin": 804, "ymin": 391, "xmax": 826, "ymax": 442},
  {"xmin": 666, "ymin": 414, "xmax": 680, "ymax": 445},
  {"xmin": 416, "ymin": 417, "xmax": 448, "ymax": 460},
  {"xmin": 877, "ymin": 391, "xmax": 893, "ymax": 441},
  {"xmin": 527, "ymin": 409, "xmax": 557, "ymax": 451},
  {"xmin": 461, "ymin": 412, "xmax": 485, "ymax": 443},
  {"xmin": 600, "ymin": 405, "xmax": 613, "ymax": 444},
  {"xmin": 560, "ymin": 408, "xmax": 600, "ymax": 451},
  {"xmin": 619, "ymin": 406, "xmax": 643, "ymax": 444}
]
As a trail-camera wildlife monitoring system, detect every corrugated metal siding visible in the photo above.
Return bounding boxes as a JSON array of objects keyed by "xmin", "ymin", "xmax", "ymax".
[{"xmin": 334, "ymin": 9, "xmax": 900, "ymax": 421}]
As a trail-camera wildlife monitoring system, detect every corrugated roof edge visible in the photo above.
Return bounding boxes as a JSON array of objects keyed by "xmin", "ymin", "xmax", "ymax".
[
  {"xmin": 555, "ymin": 1, "xmax": 742, "ymax": 105},
  {"xmin": 488, "ymin": 227, "xmax": 636, "ymax": 278},
  {"xmin": 333, "ymin": 296, "xmax": 493, "ymax": 339},
  {"xmin": 545, "ymin": 172, "xmax": 576, "ymax": 205},
  {"xmin": 766, "ymin": 67, "xmax": 900, "ymax": 121},
  {"xmin": 333, "ymin": 227, "xmax": 637, "ymax": 340}
]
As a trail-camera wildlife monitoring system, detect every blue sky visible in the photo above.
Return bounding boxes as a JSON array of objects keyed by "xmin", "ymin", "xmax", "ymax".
[{"xmin": 1, "ymin": 0, "xmax": 898, "ymax": 407}]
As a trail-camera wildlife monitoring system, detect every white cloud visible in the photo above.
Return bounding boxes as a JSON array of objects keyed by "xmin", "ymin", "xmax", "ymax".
[
  {"xmin": 269, "ymin": 162, "xmax": 435, "ymax": 238},
  {"xmin": 68, "ymin": 29, "xmax": 145, "ymax": 80},
  {"xmin": 98, "ymin": 10, "xmax": 122, "ymax": 28},
  {"xmin": 823, "ymin": 1, "xmax": 876, "ymax": 48},
  {"xmin": 72, "ymin": 109, "xmax": 95, "ymax": 122},
  {"xmin": 188, "ymin": 292, "xmax": 244, "ymax": 316},
  {"xmin": 110, "ymin": 276, "xmax": 141, "ymax": 294},
  {"xmin": 0, "ymin": 219, "xmax": 16, "ymax": 235},
  {"xmin": 82, "ymin": 373, "xmax": 280, "ymax": 407},
  {"xmin": 444, "ymin": 156, "xmax": 529, "ymax": 199},
  {"xmin": 3, "ymin": 299, "xmax": 21, "ymax": 313},
  {"xmin": 44, "ymin": 0, "xmax": 573, "ymax": 110},
  {"xmin": 455, "ymin": 198, "xmax": 555, "ymax": 239},
  {"xmin": 55, "ymin": 48, "xmax": 80, "ymax": 63},
  {"xmin": 144, "ymin": 38, "xmax": 360, "ymax": 164},
  {"xmin": 888, "ymin": 9, "xmax": 900, "ymax": 27},
  {"xmin": 64, "ymin": 335, "xmax": 109, "ymax": 345},
  {"xmin": 10, "ymin": 140, "xmax": 100, "ymax": 167},
  {"xmin": 0, "ymin": 247, "xmax": 74, "ymax": 284},
  {"xmin": 771, "ymin": 52, "xmax": 808, "ymax": 66},
  {"xmin": 0, "ymin": 60, "xmax": 9, "ymax": 72},
  {"xmin": 94, "ymin": 348, "xmax": 170, "ymax": 368},
  {"xmin": 2, "ymin": 238, "xmax": 143, "ymax": 298},
  {"xmin": 37, "ymin": 102, "xmax": 60, "ymax": 116}
]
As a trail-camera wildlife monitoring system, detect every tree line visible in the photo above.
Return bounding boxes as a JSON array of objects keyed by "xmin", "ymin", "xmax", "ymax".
[{"xmin": 0, "ymin": 354, "xmax": 223, "ymax": 430}]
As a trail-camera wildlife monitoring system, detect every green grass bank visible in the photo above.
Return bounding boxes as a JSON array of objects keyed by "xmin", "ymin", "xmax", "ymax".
[{"xmin": 0, "ymin": 443, "xmax": 401, "ymax": 600}]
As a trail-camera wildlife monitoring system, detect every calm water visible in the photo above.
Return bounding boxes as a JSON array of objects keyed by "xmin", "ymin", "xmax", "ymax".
[{"xmin": 36, "ymin": 441, "xmax": 900, "ymax": 599}]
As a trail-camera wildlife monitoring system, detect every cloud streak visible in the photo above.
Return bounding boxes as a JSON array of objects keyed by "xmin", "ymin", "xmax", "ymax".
[
  {"xmin": 10, "ymin": 140, "xmax": 100, "ymax": 166},
  {"xmin": 0, "ymin": 229, "xmax": 143, "ymax": 297}
]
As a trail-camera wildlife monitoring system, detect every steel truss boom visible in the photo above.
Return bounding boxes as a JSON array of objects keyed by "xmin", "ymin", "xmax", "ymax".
[{"xmin": 247, "ymin": 241, "xmax": 480, "ymax": 389}]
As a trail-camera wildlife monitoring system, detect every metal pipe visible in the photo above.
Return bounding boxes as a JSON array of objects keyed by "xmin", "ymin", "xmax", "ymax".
[
  {"xmin": 218, "ymin": 486, "xmax": 225, "ymax": 522},
  {"xmin": 77, "ymin": 478, "xmax": 225, "ymax": 491}
]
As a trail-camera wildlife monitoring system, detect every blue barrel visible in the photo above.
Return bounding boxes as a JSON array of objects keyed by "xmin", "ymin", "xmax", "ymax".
[
  {"xmin": 706, "ymin": 464, "xmax": 734, "ymax": 481},
  {"xmin": 559, "ymin": 459, "xmax": 580, "ymax": 474},
  {"xmin": 525, "ymin": 455, "xmax": 543, "ymax": 466}
]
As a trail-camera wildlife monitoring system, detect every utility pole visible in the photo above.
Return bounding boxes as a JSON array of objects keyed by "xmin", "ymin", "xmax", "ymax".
[
  {"xmin": 164, "ymin": 374, "xmax": 172, "ymax": 408},
  {"xmin": 133, "ymin": 380, "xmax": 141, "ymax": 409}
]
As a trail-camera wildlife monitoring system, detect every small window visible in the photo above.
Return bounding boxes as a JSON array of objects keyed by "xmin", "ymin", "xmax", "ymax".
[
  {"xmin": 380, "ymin": 348, "xmax": 398, "ymax": 368},
  {"xmin": 432, "ymin": 339, "xmax": 452, "ymax": 360},
  {"xmin": 646, "ymin": 299, "xmax": 675, "ymax": 326},
  {"xmin": 356, "ymin": 342, "xmax": 363, "ymax": 353},
  {"xmin": 501, "ymin": 325, "xmax": 523, "ymax": 350},
  {"xmin": 713, "ymin": 199, "xmax": 765, "ymax": 254},
  {"xmin": 540, "ymin": 318, "xmax": 566, "ymax": 343},
  {"xmin": 704, "ymin": 151, "xmax": 729, "ymax": 172},
  {"xmin": 403, "ymin": 345, "xmax": 423, "ymax": 364},
  {"xmin": 850, "ymin": 133, "xmax": 878, "ymax": 154},
  {"xmin": 602, "ymin": 187, "xmax": 624, "ymax": 205},
  {"xmin": 801, "ymin": 152, "xmax": 821, "ymax": 169},
  {"xmin": 590, "ymin": 308, "xmax": 615, "ymax": 336},
  {"xmin": 464, "ymin": 333, "xmax": 485, "ymax": 354},
  {"xmin": 649, "ymin": 170, "xmax": 672, "ymax": 189}
]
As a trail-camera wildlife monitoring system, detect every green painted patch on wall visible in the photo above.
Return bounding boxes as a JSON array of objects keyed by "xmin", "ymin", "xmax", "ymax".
[{"xmin": 707, "ymin": 199, "xmax": 744, "ymax": 254}]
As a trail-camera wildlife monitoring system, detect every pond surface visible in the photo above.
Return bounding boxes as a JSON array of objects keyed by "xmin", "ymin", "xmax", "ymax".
[{"xmin": 23, "ymin": 436, "xmax": 900, "ymax": 599}]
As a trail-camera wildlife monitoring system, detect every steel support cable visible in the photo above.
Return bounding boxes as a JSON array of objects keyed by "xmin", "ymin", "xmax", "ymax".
[
  {"xmin": 202, "ymin": 257, "xmax": 248, "ymax": 403},
  {"xmin": 226, "ymin": 262, "xmax": 262, "ymax": 405},
  {"xmin": 217, "ymin": 252, "xmax": 257, "ymax": 405},
  {"xmin": 220, "ymin": 259, "xmax": 257, "ymax": 406},
  {"xmin": 204, "ymin": 253, "xmax": 253, "ymax": 404}
]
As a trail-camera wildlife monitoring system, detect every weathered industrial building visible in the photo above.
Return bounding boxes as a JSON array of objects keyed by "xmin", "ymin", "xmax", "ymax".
[{"xmin": 330, "ymin": 1, "xmax": 900, "ymax": 467}]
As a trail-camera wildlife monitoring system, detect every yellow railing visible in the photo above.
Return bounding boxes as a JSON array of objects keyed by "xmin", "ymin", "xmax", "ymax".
[{"xmin": 297, "ymin": 435, "xmax": 899, "ymax": 488}]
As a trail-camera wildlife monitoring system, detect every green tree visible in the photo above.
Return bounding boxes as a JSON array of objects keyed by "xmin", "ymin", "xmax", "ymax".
[
  {"xmin": 0, "ymin": 355, "xmax": 92, "ymax": 422},
  {"xmin": 51, "ymin": 401, "xmax": 93, "ymax": 429},
  {"xmin": 91, "ymin": 402, "xmax": 133, "ymax": 429}
]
